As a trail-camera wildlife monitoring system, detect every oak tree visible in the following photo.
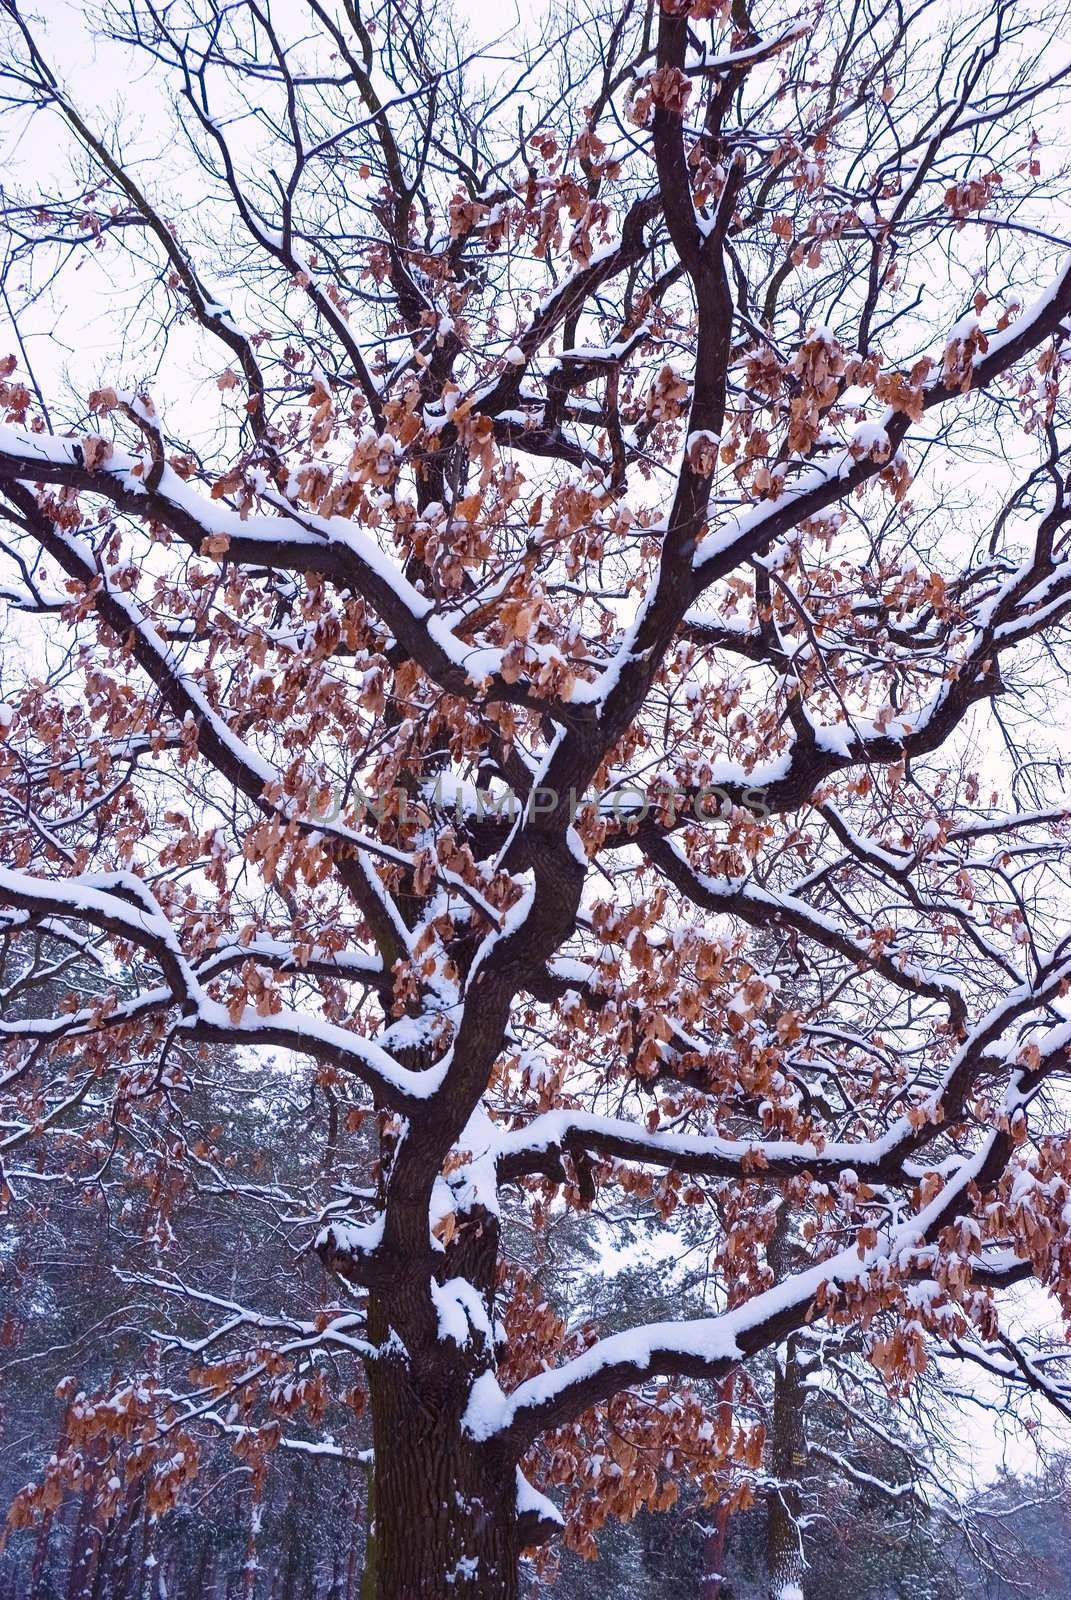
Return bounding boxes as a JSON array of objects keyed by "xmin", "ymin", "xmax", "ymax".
[{"xmin": 3, "ymin": 0, "xmax": 1071, "ymax": 1595}]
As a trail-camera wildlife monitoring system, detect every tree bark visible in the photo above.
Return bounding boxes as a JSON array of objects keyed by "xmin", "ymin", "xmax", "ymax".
[
  {"xmin": 765, "ymin": 1335, "xmax": 806, "ymax": 1600},
  {"xmin": 700, "ymin": 1373, "xmax": 737, "ymax": 1599},
  {"xmin": 66, "ymin": 1479, "xmax": 103, "ymax": 1600},
  {"xmin": 27, "ymin": 1501, "xmax": 55, "ymax": 1600},
  {"xmin": 364, "ymin": 1351, "xmax": 521, "ymax": 1600},
  {"xmin": 359, "ymin": 1456, "xmax": 376, "ymax": 1600},
  {"xmin": 700, "ymin": 1500, "xmax": 732, "ymax": 1600},
  {"xmin": 102, "ymin": 1480, "xmax": 143, "ymax": 1600}
]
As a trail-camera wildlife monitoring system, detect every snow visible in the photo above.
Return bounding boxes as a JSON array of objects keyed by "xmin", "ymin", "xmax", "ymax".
[
  {"xmin": 565, "ymin": 825, "xmax": 588, "ymax": 866},
  {"xmin": 533, "ymin": 240, "xmax": 621, "ymax": 316},
  {"xmin": 449, "ymin": 1104, "xmax": 503, "ymax": 1219},
  {"xmin": 980, "ymin": 251, "xmax": 1071, "ymax": 366},
  {"xmin": 515, "ymin": 1467, "xmax": 563, "ymax": 1527},
  {"xmin": 685, "ymin": 251, "xmax": 1071, "ymax": 584},
  {"xmin": 693, "ymin": 451, "xmax": 859, "ymax": 571},
  {"xmin": 0, "ymin": 866, "xmax": 191, "ymax": 971},
  {"xmin": 446, "ymin": 1557, "xmax": 480, "ymax": 1584},
  {"xmin": 850, "ymin": 420, "xmax": 890, "ymax": 457},
  {"xmin": 546, "ymin": 956, "xmax": 594, "ymax": 988},
  {"xmin": 462, "ymin": 1369, "xmax": 511, "ymax": 1441},
  {"xmin": 316, "ymin": 1213, "xmax": 384, "ymax": 1260},
  {"xmin": 468, "ymin": 1313, "xmax": 745, "ymax": 1439},
  {"xmin": 495, "ymin": 1106, "xmax": 820, "ymax": 1170},
  {"xmin": 467, "ymin": 1077, "xmax": 1044, "ymax": 1443},
  {"xmin": 207, "ymin": 935, "xmax": 383, "ymax": 983},
  {"xmin": 190, "ymin": 997, "xmax": 447, "ymax": 1103},
  {"xmin": 0, "ymin": 422, "xmax": 504, "ymax": 694},
  {"xmin": 430, "ymin": 1278, "xmax": 493, "ymax": 1349},
  {"xmin": 466, "ymin": 874, "xmax": 536, "ymax": 984},
  {"xmin": 681, "ymin": 606, "xmax": 755, "ymax": 639},
  {"xmin": 943, "ymin": 311, "xmax": 980, "ymax": 345}
]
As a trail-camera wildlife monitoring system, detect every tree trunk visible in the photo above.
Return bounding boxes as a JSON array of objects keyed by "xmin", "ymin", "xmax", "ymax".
[
  {"xmin": 28, "ymin": 1502, "xmax": 55, "ymax": 1600},
  {"xmin": 341, "ymin": 1480, "xmax": 362, "ymax": 1600},
  {"xmin": 66, "ymin": 1480, "xmax": 103, "ymax": 1600},
  {"xmin": 700, "ymin": 1373, "xmax": 736, "ymax": 1599},
  {"xmin": 348, "ymin": 1180, "xmax": 557, "ymax": 1600},
  {"xmin": 196, "ymin": 1543, "xmax": 216, "ymax": 1600},
  {"xmin": 100, "ymin": 1480, "xmax": 143, "ymax": 1600},
  {"xmin": 700, "ymin": 1501, "xmax": 732, "ymax": 1600},
  {"xmin": 765, "ymin": 1335, "xmax": 806, "ymax": 1600},
  {"xmin": 359, "ymin": 1457, "xmax": 376, "ymax": 1600},
  {"xmin": 280, "ymin": 1456, "xmax": 305, "ymax": 1600},
  {"xmin": 137, "ymin": 1487, "xmax": 159, "ymax": 1600},
  {"xmin": 365, "ymin": 1353, "xmax": 521, "ymax": 1600}
]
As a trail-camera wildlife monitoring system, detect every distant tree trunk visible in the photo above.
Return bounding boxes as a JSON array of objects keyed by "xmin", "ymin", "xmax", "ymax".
[
  {"xmin": 700, "ymin": 1373, "xmax": 737, "ymax": 1600},
  {"xmin": 330, "ymin": 1548, "xmax": 348, "ymax": 1600},
  {"xmin": 700, "ymin": 1501, "xmax": 732, "ymax": 1600},
  {"xmin": 240, "ymin": 1488, "xmax": 262, "ymax": 1600},
  {"xmin": 765, "ymin": 1336, "xmax": 806, "ymax": 1600},
  {"xmin": 28, "ymin": 1502, "xmax": 55, "ymax": 1600},
  {"xmin": 280, "ymin": 1457, "xmax": 305, "ymax": 1600},
  {"xmin": 137, "ymin": 1488, "xmax": 159, "ymax": 1600},
  {"xmin": 344, "ymin": 1472, "xmax": 364, "ymax": 1600},
  {"xmin": 359, "ymin": 1458, "xmax": 376, "ymax": 1600},
  {"xmin": 89, "ymin": 1518, "xmax": 120, "ymax": 1600},
  {"xmin": 159, "ymin": 1548, "xmax": 178, "ymax": 1600},
  {"xmin": 66, "ymin": 1479, "xmax": 103, "ymax": 1600},
  {"xmin": 195, "ymin": 1542, "xmax": 216, "ymax": 1600},
  {"xmin": 100, "ymin": 1479, "xmax": 143, "ymax": 1600}
]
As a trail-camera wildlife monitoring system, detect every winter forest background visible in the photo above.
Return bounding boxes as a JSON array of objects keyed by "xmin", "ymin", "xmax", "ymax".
[
  {"xmin": 4, "ymin": 0, "xmax": 1071, "ymax": 1594},
  {"xmin": 5, "ymin": 1062, "xmax": 1071, "ymax": 1599}
]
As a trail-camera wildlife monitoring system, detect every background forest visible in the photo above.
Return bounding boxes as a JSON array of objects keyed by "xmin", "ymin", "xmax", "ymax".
[{"xmin": 3, "ymin": 1003, "xmax": 1069, "ymax": 1599}]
